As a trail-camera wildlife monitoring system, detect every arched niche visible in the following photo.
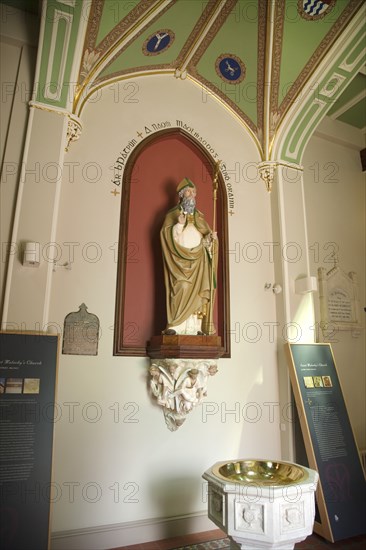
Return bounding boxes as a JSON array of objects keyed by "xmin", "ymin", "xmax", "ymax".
[{"xmin": 114, "ymin": 128, "xmax": 230, "ymax": 357}]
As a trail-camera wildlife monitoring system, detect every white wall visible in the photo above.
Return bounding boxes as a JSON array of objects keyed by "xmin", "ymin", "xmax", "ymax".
[
  {"xmin": 47, "ymin": 75, "xmax": 281, "ymax": 533},
  {"xmin": 0, "ymin": 4, "xmax": 39, "ymax": 317},
  {"xmin": 303, "ymin": 120, "xmax": 365, "ymax": 450}
]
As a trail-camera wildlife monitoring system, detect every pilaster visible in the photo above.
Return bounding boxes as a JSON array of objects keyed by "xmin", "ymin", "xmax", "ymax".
[
  {"xmin": 1, "ymin": 0, "xmax": 91, "ymax": 330},
  {"xmin": 2, "ymin": 107, "xmax": 68, "ymax": 329},
  {"xmin": 267, "ymin": 162, "xmax": 318, "ymax": 461}
]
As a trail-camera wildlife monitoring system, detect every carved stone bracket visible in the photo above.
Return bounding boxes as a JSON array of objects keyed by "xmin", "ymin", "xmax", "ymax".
[
  {"xmin": 257, "ymin": 161, "xmax": 304, "ymax": 192},
  {"xmin": 149, "ymin": 358, "xmax": 218, "ymax": 431},
  {"xmin": 258, "ymin": 161, "xmax": 277, "ymax": 193},
  {"xmin": 66, "ymin": 115, "xmax": 82, "ymax": 152}
]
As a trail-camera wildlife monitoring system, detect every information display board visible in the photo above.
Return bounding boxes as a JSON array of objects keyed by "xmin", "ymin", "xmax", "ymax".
[
  {"xmin": 286, "ymin": 343, "xmax": 366, "ymax": 542},
  {"xmin": 0, "ymin": 332, "xmax": 59, "ymax": 550}
]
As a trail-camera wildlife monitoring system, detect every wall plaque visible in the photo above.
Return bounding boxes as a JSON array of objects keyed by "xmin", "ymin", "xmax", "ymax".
[
  {"xmin": 318, "ymin": 263, "xmax": 362, "ymax": 338},
  {"xmin": 62, "ymin": 303, "xmax": 99, "ymax": 355}
]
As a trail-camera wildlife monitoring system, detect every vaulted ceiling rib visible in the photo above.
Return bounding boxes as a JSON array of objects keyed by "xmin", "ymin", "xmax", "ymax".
[{"xmin": 73, "ymin": 0, "xmax": 365, "ymax": 157}]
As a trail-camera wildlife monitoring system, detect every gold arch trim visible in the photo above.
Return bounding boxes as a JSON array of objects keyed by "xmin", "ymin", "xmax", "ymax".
[
  {"xmin": 73, "ymin": 0, "xmax": 170, "ymax": 113},
  {"xmin": 75, "ymin": 69, "xmax": 263, "ymax": 160}
]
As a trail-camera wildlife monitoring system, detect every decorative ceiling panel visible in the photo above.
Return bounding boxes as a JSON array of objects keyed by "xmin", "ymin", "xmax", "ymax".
[
  {"xmin": 278, "ymin": 0, "xmax": 345, "ymax": 105},
  {"xmin": 97, "ymin": 0, "xmax": 215, "ymax": 82},
  {"xmin": 72, "ymin": 0, "xmax": 365, "ymax": 154},
  {"xmin": 270, "ymin": 0, "xmax": 363, "ymax": 139},
  {"xmin": 95, "ymin": 1, "xmax": 139, "ymax": 46},
  {"xmin": 189, "ymin": 0, "xmax": 266, "ymax": 132}
]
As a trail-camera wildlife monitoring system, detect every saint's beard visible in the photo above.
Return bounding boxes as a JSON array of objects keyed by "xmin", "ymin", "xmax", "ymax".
[{"xmin": 180, "ymin": 196, "xmax": 196, "ymax": 214}]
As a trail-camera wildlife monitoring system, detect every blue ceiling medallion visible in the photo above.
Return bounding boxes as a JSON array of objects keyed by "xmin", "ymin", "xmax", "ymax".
[
  {"xmin": 298, "ymin": 0, "xmax": 336, "ymax": 20},
  {"xmin": 216, "ymin": 54, "xmax": 246, "ymax": 85},
  {"xmin": 143, "ymin": 29, "xmax": 175, "ymax": 56}
]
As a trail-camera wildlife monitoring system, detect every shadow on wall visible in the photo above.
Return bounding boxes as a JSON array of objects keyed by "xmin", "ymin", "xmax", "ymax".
[
  {"xmin": 150, "ymin": 177, "xmax": 177, "ymax": 335},
  {"xmin": 148, "ymin": 475, "xmax": 202, "ymax": 537},
  {"xmin": 237, "ymin": 361, "xmax": 282, "ymax": 460}
]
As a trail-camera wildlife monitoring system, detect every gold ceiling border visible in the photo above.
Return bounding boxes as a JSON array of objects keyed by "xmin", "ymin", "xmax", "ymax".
[
  {"xmin": 89, "ymin": 62, "xmax": 175, "ymax": 91},
  {"xmin": 91, "ymin": 0, "xmax": 220, "ymax": 88},
  {"xmin": 87, "ymin": 0, "xmax": 228, "ymax": 98},
  {"xmin": 269, "ymin": 0, "xmax": 285, "ymax": 144},
  {"xmin": 188, "ymin": 0, "xmax": 238, "ymax": 76},
  {"xmin": 78, "ymin": 0, "xmax": 160, "ymax": 86},
  {"xmin": 74, "ymin": 0, "xmax": 172, "ymax": 112},
  {"xmin": 29, "ymin": 102, "xmax": 70, "ymax": 117},
  {"xmin": 88, "ymin": 0, "xmax": 177, "ymax": 89},
  {"xmin": 187, "ymin": 0, "xmax": 238, "ymax": 69},
  {"xmin": 187, "ymin": 74, "xmax": 263, "ymax": 161},
  {"xmin": 255, "ymin": 0, "xmax": 267, "ymax": 154},
  {"xmin": 174, "ymin": 0, "xmax": 220, "ymax": 72},
  {"xmin": 262, "ymin": 0, "xmax": 275, "ymax": 161},
  {"xmin": 188, "ymin": 73, "xmax": 258, "ymax": 138},
  {"xmin": 74, "ymin": 68, "xmax": 263, "ymax": 161},
  {"xmin": 187, "ymin": 0, "xmax": 266, "ymax": 145},
  {"xmin": 76, "ymin": 69, "xmax": 175, "ymax": 117},
  {"xmin": 97, "ymin": 0, "xmax": 160, "ymax": 52}
]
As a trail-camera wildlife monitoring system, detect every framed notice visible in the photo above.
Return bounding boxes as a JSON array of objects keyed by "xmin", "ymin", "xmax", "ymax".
[
  {"xmin": 0, "ymin": 332, "xmax": 59, "ymax": 550},
  {"xmin": 285, "ymin": 343, "xmax": 366, "ymax": 542},
  {"xmin": 318, "ymin": 265, "xmax": 362, "ymax": 337}
]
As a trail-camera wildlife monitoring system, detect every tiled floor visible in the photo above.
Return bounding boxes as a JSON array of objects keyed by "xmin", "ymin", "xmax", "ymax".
[
  {"xmin": 110, "ymin": 529, "xmax": 226, "ymax": 550},
  {"xmin": 111, "ymin": 530, "xmax": 366, "ymax": 550}
]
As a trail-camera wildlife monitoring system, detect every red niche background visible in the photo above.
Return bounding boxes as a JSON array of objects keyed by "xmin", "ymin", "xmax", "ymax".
[{"xmin": 114, "ymin": 130, "xmax": 228, "ymax": 356}]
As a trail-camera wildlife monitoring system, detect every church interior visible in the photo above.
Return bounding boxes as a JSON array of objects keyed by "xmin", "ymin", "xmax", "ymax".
[{"xmin": 0, "ymin": 0, "xmax": 365, "ymax": 549}]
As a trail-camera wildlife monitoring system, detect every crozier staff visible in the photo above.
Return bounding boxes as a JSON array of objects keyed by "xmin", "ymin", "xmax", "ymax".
[{"xmin": 160, "ymin": 178, "xmax": 218, "ymax": 335}]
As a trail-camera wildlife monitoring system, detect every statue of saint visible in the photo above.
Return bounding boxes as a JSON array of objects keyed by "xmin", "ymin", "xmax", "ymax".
[{"xmin": 160, "ymin": 177, "xmax": 218, "ymax": 335}]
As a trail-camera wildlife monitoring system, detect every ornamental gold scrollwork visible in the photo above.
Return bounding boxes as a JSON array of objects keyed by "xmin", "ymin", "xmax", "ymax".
[
  {"xmin": 258, "ymin": 161, "xmax": 277, "ymax": 193},
  {"xmin": 66, "ymin": 116, "xmax": 82, "ymax": 152}
]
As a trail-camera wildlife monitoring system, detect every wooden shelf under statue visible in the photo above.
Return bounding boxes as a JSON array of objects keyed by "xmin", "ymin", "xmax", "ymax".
[{"xmin": 147, "ymin": 334, "xmax": 224, "ymax": 359}]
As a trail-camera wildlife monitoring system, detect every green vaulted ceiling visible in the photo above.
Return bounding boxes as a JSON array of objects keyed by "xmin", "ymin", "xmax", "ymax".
[{"xmin": 21, "ymin": 0, "xmax": 365, "ymax": 157}]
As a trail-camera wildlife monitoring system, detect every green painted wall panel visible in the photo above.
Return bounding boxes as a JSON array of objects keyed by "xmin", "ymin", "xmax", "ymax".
[
  {"xmin": 50, "ymin": 17, "xmax": 66, "ymax": 94},
  {"xmin": 279, "ymin": 0, "xmax": 351, "ymax": 105},
  {"xmin": 36, "ymin": 0, "xmax": 83, "ymax": 109},
  {"xmin": 280, "ymin": 25, "xmax": 366, "ymax": 164}
]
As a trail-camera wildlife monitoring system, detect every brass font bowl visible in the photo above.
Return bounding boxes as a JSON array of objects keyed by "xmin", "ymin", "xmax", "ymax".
[{"xmin": 213, "ymin": 459, "xmax": 308, "ymax": 486}]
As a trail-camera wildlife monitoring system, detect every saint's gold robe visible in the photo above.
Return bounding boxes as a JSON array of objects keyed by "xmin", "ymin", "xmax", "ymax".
[{"xmin": 160, "ymin": 206, "xmax": 218, "ymax": 335}]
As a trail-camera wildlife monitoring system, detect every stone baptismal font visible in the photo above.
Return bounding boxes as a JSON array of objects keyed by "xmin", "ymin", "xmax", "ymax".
[{"xmin": 203, "ymin": 459, "xmax": 318, "ymax": 550}]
